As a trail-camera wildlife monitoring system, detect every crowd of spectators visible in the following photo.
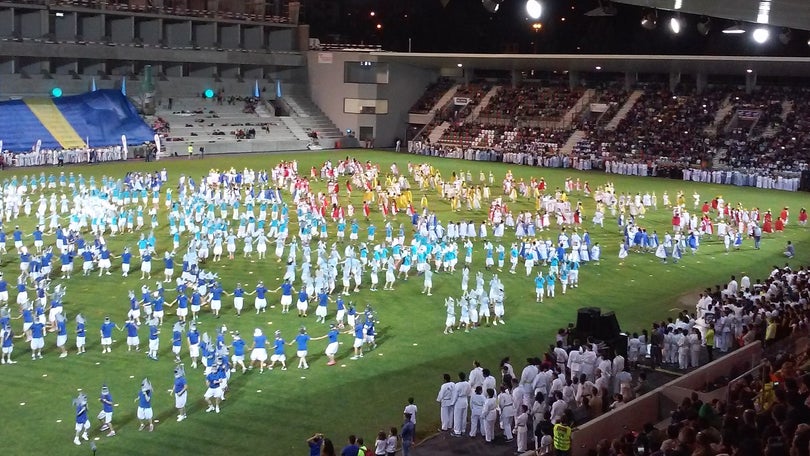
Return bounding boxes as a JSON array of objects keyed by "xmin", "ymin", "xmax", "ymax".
[
  {"xmin": 480, "ymin": 83, "xmax": 585, "ymax": 123},
  {"xmin": 576, "ymin": 86, "xmax": 630, "ymax": 129},
  {"xmin": 409, "ymin": 77, "xmax": 455, "ymax": 114},
  {"xmin": 436, "ymin": 82, "xmax": 491, "ymax": 123}
]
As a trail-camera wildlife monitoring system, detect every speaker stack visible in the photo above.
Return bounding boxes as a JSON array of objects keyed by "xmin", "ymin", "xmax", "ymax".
[{"xmin": 574, "ymin": 307, "xmax": 625, "ymax": 357}]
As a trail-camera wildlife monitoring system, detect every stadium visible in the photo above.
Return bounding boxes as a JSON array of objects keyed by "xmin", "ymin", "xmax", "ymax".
[{"xmin": 0, "ymin": 1, "xmax": 808, "ymax": 456}]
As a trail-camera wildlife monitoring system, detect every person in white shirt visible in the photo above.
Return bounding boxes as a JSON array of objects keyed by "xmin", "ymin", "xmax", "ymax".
[
  {"xmin": 519, "ymin": 358, "xmax": 539, "ymax": 409},
  {"xmin": 482, "ymin": 388, "xmax": 498, "ymax": 443},
  {"xmin": 740, "ymin": 274, "xmax": 751, "ymax": 292},
  {"xmin": 436, "ymin": 374, "xmax": 455, "ymax": 432},
  {"xmin": 515, "ymin": 404, "xmax": 530, "ymax": 452},
  {"xmin": 728, "ymin": 275, "xmax": 739, "ymax": 296},
  {"xmin": 497, "ymin": 384, "xmax": 515, "ymax": 442},
  {"xmin": 468, "ymin": 360, "xmax": 484, "ymax": 390},
  {"xmin": 482, "ymin": 368, "xmax": 496, "ymax": 394},
  {"xmin": 468, "ymin": 386, "xmax": 486, "ymax": 437},
  {"xmin": 553, "ymin": 341, "xmax": 568, "ymax": 374},
  {"xmin": 403, "ymin": 397, "xmax": 417, "ymax": 432},
  {"xmin": 451, "ymin": 372, "xmax": 471, "ymax": 436},
  {"xmin": 549, "ymin": 391, "xmax": 567, "ymax": 423}
]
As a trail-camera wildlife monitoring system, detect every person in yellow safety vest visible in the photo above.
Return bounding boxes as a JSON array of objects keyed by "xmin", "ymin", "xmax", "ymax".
[
  {"xmin": 553, "ymin": 415, "xmax": 573, "ymax": 456},
  {"xmin": 187, "ymin": 144, "xmax": 193, "ymax": 159}
]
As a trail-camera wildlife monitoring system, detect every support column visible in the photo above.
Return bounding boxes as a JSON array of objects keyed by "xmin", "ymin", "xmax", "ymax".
[
  {"xmin": 696, "ymin": 72, "xmax": 708, "ymax": 94},
  {"xmin": 511, "ymin": 69, "xmax": 522, "ymax": 88},
  {"xmin": 624, "ymin": 72, "xmax": 637, "ymax": 91},
  {"xmin": 669, "ymin": 72, "xmax": 681, "ymax": 92},
  {"xmin": 569, "ymin": 71, "xmax": 580, "ymax": 89},
  {"xmin": 745, "ymin": 71, "xmax": 757, "ymax": 94}
]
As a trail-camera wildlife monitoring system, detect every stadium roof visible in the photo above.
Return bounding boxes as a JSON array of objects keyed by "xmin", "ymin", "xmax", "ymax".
[
  {"xmin": 612, "ymin": 0, "xmax": 810, "ymax": 32},
  {"xmin": 371, "ymin": 52, "xmax": 810, "ymax": 76}
]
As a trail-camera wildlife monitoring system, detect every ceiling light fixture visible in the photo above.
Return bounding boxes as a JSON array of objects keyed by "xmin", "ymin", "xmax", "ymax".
[
  {"xmin": 526, "ymin": 0, "xmax": 542, "ymax": 20},
  {"xmin": 722, "ymin": 24, "xmax": 746, "ymax": 34},
  {"xmin": 778, "ymin": 28, "xmax": 792, "ymax": 44},
  {"xmin": 752, "ymin": 27, "xmax": 770, "ymax": 43},
  {"xmin": 481, "ymin": 0, "xmax": 503, "ymax": 14},
  {"xmin": 696, "ymin": 17, "xmax": 711, "ymax": 36},
  {"xmin": 669, "ymin": 15, "xmax": 682, "ymax": 34},
  {"xmin": 641, "ymin": 10, "xmax": 657, "ymax": 30}
]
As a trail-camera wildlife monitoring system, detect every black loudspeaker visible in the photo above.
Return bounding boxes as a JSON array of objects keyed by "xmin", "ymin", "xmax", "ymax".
[
  {"xmin": 576, "ymin": 307, "xmax": 601, "ymax": 336},
  {"xmin": 596, "ymin": 311, "xmax": 621, "ymax": 341},
  {"xmin": 800, "ymin": 170, "xmax": 810, "ymax": 192}
]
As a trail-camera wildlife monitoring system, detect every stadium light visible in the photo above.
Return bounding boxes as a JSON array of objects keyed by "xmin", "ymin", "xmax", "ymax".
[
  {"xmin": 722, "ymin": 24, "xmax": 746, "ymax": 34},
  {"xmin": 204, "ymin": 88, "xmax": 215, "ymax": 98},
  {"xmin": 526, "ymin": 0, "xmax": 542, "ymax": 20},
  {"xmin": 669, "ymin": 15, "xmax": 683, "ymax": 34},
  {"xmin": 752, "ymin": 27, "xmax": 770, "ymax": 44},
  {"xmin": 696, "ymin": 17, "xmax": 711, "ymax": 36},
  {"xmin": 640, "ymin": 10, "xmax": 657, "ymax": 30},
  {"xmin": 51, "ymin": 87, "xmax": 63, "ymax": 97},
  {"xmin": 778, "ymin": 28, "xmax": 792, "ymax": 44},
  {"xmin": 481, "ymin": 0, "xmax": 503, "ymax": 14}
]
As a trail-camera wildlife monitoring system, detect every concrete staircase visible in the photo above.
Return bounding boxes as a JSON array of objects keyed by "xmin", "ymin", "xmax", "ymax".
[
  {"xmin": 430, "ymin": 84, "xmax": 460, "ymax": 114},
  {"xmin": 428, "ymin": 121, "xmax": 451, "ymax": 144},
  {"xmin": 705, "ymin": 95, "xmax": 732, "ymax": 136},
  {"xmin": 712, "ymin": 147, "xmax": 728, "ymax": 167},
  {"xmin": 282, "ymin": 89, "xmax": 343, "ymax": 139},
  {"xmin": 781, "ymin": 100, "xmax": 794, "ymax": 122},
  {"xmin": 557, "ymin": 89, "xmax": 594, "ymax": 129},
  {"xmin": 467, "ymin": 85, "xmax": 501, "ymax": 122},
  {"xmin": 559, "ymin": 130, "xmax": 587, "ymax": 155},
  {"xmin": 255, "ymin": 102, "xmax": 274, "ymax": 119},
  {"xmin": 280, "ymin": 117, "xmax": 311, "ymax": 141},
  {"xmin": 606, "ymin": 89, "xmax": 644, "ymax": 131}
]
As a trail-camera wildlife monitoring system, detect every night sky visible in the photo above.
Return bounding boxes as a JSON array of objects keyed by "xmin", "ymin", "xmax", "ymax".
[{"xmin": 302, "ymin": 0, "xmax": 810, "ymax": 56}]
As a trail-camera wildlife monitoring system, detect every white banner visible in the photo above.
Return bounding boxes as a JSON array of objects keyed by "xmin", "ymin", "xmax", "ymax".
[
  {"xmin": 154, "ymin": 134, "xmax": 162, "ymax": 160},
  {"xmin": 454, "ymin": 97, "xmax": 471, "ymax": 106},
  {"xmin": 35, "ymin": 139, "xmax": 41, "ymax": 154},
  {"xmin": 317, "ymin": 52, "xmax": 333, "ymax": 64},
  {"xmin": 590, "ymin": 103, "xmax": 609, "ymax": 113},
  {"xmin": 121, "ymin": 134, "xmax": 128, "ymax": 159}
]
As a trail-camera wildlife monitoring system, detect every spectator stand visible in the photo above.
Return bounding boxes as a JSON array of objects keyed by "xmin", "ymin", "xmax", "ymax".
[{"xmin": 148, "ymin": 95, "xmax": 306, "ymax": 156}]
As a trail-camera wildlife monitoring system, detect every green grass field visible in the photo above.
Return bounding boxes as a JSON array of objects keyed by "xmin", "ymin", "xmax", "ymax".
[{"xmin": 1, "ymin": 150, "xmax": 808, "ymax": 455}]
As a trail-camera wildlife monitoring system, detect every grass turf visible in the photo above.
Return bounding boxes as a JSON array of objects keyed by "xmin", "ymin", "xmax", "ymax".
[{"xmin": 1, "ymin": 150, "xmax": 808, "ymax": 455}]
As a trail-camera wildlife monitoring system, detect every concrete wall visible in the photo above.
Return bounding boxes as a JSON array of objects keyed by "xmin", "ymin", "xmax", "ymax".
[
  {"xmin": 161, "ymin": 138, "xmax": 312, "ymax": 156},
  {"xmin": 306, "ymin": 51, "xmax": 436, "ymax": 147},
  {"xmin": 376, "ymin": 61, "xmax": 435, "ymax": 147}
]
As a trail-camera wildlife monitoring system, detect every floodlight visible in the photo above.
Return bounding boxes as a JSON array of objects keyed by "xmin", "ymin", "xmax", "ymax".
[
  {"xmin": 641, "ymin": 11, "xmax": 657, "ymax": 30},
  {"xmin": 669, "ymin": 16, "xmax": 682, "ymax": 34},
  {"xmin": 778, "ymin": 28, "xmax": 792, "ymax": 44},
  {"xmin": 752, "ymin": 27, "xmax": 770, "ymax": 44},
  {"xmin": 696, "ymin": 17, "xmax": 711, "ymax": 36},
  {"xmin": 482, "ymin": 0, "xmax": 502, "ymax": 13},
  {"xmin": 526, "ymin": 0, "xmax": 542, "ymax": 20},
  {"xmin": 722, "ymin": 24, "xmax": 746, "ymax": 34}
]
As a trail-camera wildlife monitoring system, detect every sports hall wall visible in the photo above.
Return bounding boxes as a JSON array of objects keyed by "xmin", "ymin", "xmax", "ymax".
[{"xmin": 306, "ymin": 51, "xmax": 437, "ymax": 147}]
